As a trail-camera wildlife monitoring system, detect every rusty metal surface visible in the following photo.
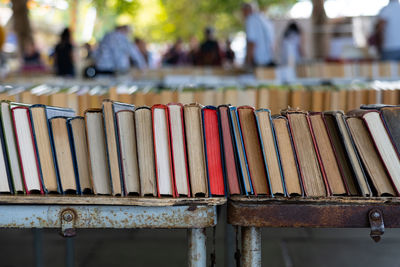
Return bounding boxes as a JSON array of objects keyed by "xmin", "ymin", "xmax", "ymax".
[
  {"xmin": 228, "ymin": 200, "xmax": 400, "ymax": 228},
  {"xmin": 188, "ymin": 228, "xmax": 207, "ymax": 267},
  {"xmin": 241, "ymin": 227, "xmax": 261, "ymax": 267},
  {"xmin": 0, "ymin": 205, "xmax": 217, "ymax": 229},
  {"xmin": 369, "ymin": 209, "xmax": 384, "ymax": 242}
]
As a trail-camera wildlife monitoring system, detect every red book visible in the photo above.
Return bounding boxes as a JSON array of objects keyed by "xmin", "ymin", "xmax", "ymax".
[
  {"xmin": 151, "ymin": 104, "xmax": 177, "ymax": 197},
  {"xmin": 217, "ymin": 105, "xmax": 241, "ymax": 195},
  {"xmin": 11, "ymin": 106, "xmax": 44, "ymax": 194},
  {"xmin": 202, "ymin": 106, "xmax": 225, "ymax": 196}
]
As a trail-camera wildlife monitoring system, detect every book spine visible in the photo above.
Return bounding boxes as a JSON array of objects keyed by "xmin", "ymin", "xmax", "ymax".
[{"xmin": 66, "ymin": 120, "xmax": 82, "ymax": 195}]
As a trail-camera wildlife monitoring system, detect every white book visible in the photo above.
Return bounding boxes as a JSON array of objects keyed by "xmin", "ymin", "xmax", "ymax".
[
  {"xmin": 12, "ymin": 107, "xmax": 41, "ymax": 193},
  {"xmin": 167, "ymin": 104, "xmax": 189, "ymax": 196},
  {"xmin": 152, "ymin": 107, "xmax": 174, "ymax": 196}
]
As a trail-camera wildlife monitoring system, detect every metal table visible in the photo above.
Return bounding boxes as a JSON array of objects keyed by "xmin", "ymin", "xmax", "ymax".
[
  {"xmin": 0, "ymin": 195, "xmax": 226, "ymax": 267},
  {"xmin": 228, "ymin": 196, "xmax": 400, "ymax": 267}
]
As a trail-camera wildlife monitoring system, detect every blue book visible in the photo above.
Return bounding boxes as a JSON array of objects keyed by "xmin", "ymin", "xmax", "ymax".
[{"xmin": 228, "ymin": 106, "xmax": 254, "ymax": 195}]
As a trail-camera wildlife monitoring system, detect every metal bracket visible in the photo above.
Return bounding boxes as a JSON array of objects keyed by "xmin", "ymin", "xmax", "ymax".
[
  {"xmin": 60, "ymin": 209, "xmax": 77, "ymax": 238},
  {"xmin": 368, "ymin": 209, "xmax": 384, "ymax": 242}
]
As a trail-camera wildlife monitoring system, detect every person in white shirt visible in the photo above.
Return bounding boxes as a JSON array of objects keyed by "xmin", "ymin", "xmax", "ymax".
[
  {"xmin": 242, "ymin": 3, "xmax": 275, "ymax": 67},
  {"xmin": 94, "ymin": 25, "xmax": 146, "ymax": 74},
  {"xmin": 377, "ymin": 0, "xmax": 400, "ymax": 60}
]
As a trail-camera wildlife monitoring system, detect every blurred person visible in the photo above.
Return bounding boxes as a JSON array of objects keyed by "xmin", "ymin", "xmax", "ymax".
[
  {"xmin": 22, "ymin": 40, "xmax": 45, "ymax": 71},
  {"xmin": 280, "ymin": 21, "xmax": 303, "ymax": 66},
  {"xmin": 198, "ymin": 27, "xmax": 222, "ymax": 66},
  {"xmin": 376, "ymin": 0, "xmax": 400, "ymax": 60},
  {"xmin": 224, "ymin": 38, "xmax": 235, "ymax": 65},
  {"xmin": 94, "ymin": 25, "xmax": 146, "ymax": 75},
  {"xmin": 241, "ymin": 3, "xmax": 275, "ymax": 67},
  {"xmin": 329, "ymin": 21, "xmax": 354, "ymax": 61},
  {"xmin": 53, "ymin": 28, "xmax": 75, "ymax": 77},
  {"xmin": 187, "ymin": 36, "xmax": 200, "ymax": 65},
  {"xmin": 135, "ymin": 37, "xmax": 150, "ymax": 64},
  {"xmin": 163, "ymin": 38, "xmax": 186, "ymax": 66}
]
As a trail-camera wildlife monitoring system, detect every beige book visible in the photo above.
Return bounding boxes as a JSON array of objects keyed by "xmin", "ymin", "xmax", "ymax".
[
  {"xmin": 183, "ymin": 103, "xmax": 208, "ymax": 196},
  {"xmin": 68, "ymin": 117, "xmax": 92, "ymax": 193},
  {"xmin": 132, "ymin": 92, "xmax": 147, "ymax": 106},
  {"xmin": 135, "ymin": 107, "xmax": 157, "ymax": 196},
  {"xmin": 272, "ymin": 116, "xmax": 302, "ymax": 196},
  {"xmin": 50, "ymin": 117, "xmax": 77, "ymax": 192},
  {"xmin": 78, "ymin": 94, "xmax": 90, "ymax": 116},
  {"xmin": 255, "ymin": 110, "xmax": 284, "ymax": 195},
  {"xmin": 85, "ymin": 109, "xmax": 111, "ymax": 195},
  {"xmin": 311, "ymin": 90, "xmax": 324, "ymax": 111},
  {"xmin": 346, "ymin": 116, "xmax": 395, "ymax": 196},
  {"xmin": 30, "ymin": 106, "xmax": 58, "ymax": 192},
  {"xmin": 224, "ymin": 89, "xmax": 238, "ymax": 106},
  {"xmin": 282, "ymin": 109, "xmax": 326, "ymax": 196},
  {"xmin": 116, "ymin": 111, "xmax": 140, "ymax": 195},
  {"xmin": 178, "ymin": 91, "xmax": 195, "ymax": 104},
  {"xmin": 309, "ymin": 113, "xmax": 347, "ymax": 195},
  {"xmin": 257, "ymin": 87, "xmax": 269, "ymax": 109},
  {"xmin": 51, "ymin": 93, "xmax": 68, "ymax": 108}
]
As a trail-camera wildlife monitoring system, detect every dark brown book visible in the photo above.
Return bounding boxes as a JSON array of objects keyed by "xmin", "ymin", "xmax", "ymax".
[
  {"xmin": 237, "ymin": 106, "xmax": 269, "ymax": 195},
  {"xmin": 282, "ymin": 109, "xmax": 327, "ymax": 197},
  {"xmin": 323, "ymin": 112, "xmax": 360, "ymax": 196},
  {"xmin": 309, "ymin": 112, "xmax": 347, "ymax": 195},
  {"xmin": 218, "ymin": 105, "xmax": 241, "ymax": 195},
  {"xmin": 345, "ymin": 115, "xmax": 395, "ymax": 196}
]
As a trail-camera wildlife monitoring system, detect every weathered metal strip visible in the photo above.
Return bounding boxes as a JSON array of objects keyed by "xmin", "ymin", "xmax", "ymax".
[
  {"xmin": 0, "ymin": 205, "xmax": 217, "ymax": 229},
  {"xmin": 188, "ymin": 228, "xmax": 207, "ymax": 267},
  {"xmin": 228, "ymin": 201, "xmax": 400, "ymax": 228},
  {"xmin": 241, "ymin": 227, "xmax": 261, "ymax": 267}
]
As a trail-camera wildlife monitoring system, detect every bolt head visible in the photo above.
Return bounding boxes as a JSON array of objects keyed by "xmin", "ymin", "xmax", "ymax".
[
  {"xmin": 372, "ymin": 212, "xmax": 380, "ymax": 219},
  {"xmin": 63, "ymin": 212, "xmax": 74, "ymax": 222}
]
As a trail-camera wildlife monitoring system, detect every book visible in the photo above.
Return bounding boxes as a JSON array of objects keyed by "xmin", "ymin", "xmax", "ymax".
[
  {"xmin": 347, "ymin": 109, "xmax": 400, "ymax": 195},
  {"xmin": 323, "ymin": 111, "xmax": 365, "ymax": 196},
  {"xmin": 228, "ymin": 106, "xmax": 253, "ymax": 195},
  {"xmin": 167, "ymin": 103, "xmax": 190, "ymax": 196},
  {"xmin": 308, "ymin": 112, "xmax": 347, "ymax": 196},
  {"xmin": 272, "ymin": 116, "xmax": 303, "ymax": 196},
  {"xmin": 102, "ymin": 100, "xmax": 135, "ymax": 196},
  {"xmin": 346, "ymin": 115, "xmax": 395, "ymax": 196},
  {"xmin": 152, "ymin": 105, "xmax": 176, "ymax": 197},
  {"xmin": 30, "ymin": 104, "xmax": 75, "ymax": 193},
  {"xmin": 115, "ymin": 110, "xmax": 140, "ymax": 195},
  {"xmin": 282, "ymin": 109, "xmax": 327, "ymax": 197},
  {"xmin": 255, "ymin": 109, "xmax": 285, "ymax": 196},
  {"xmin": 217, "ymin": 105, "xmax": 241, "ymax": 195},
  {"xmin": 11, "ymin": 106, "xmax": 44, "ymax": 194},
  {"xmin": 183, "ymin": 103, "xmax": 208, "ymax": 196},
  {"xmin": 85, "ymin": 109, "xmax": 112, "ymax": 195},
  {"xmin": 202, "ymin": 106, "xmax": 226, "ymax": 196},
  {"xmin": 0, "ymin": 101, "xmax": 24, "ymax": 193},
  {"xmin": 0, "ymin": 111, "xmax": 12, "ymax": 193},
  {"xmin": 135, "ymin": 107, "xmax": 157, "ymax": 196},
  {"xmin": 49, "ymin": 117, "xmax": 78, "ymax": 193},
  {"xmin": 67, "ymin": 117, "xmax": 92, "ymax": 194},
  {"xmin": 237, "ymin": 106, "xmax": 269, "ymax": 195}
]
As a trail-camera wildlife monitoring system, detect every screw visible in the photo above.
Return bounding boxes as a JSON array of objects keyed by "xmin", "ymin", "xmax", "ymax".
[
  {"xmin": 372, "ymin": 211, "xmax": 380, "ymax": 219},
  {"xmin": 63, "ymin": 211, "xmax": 74, "ymax": 222}
]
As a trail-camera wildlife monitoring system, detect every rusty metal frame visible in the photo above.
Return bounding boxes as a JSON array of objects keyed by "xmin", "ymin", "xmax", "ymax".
[{"xmin": 228, "ymin": 197, "xmax": 400, "ymax": 267}]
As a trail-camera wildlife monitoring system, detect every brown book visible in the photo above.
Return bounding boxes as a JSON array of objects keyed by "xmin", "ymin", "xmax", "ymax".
[
  {"xmin": 68, "ymin": 117, "xmax": 92, "ymax": 193},
  {"xmin": 50, "ymin": 117, "xmax": 77, "ymax": 193},
  {"xmin": 282, "ymin": 109, "xmax": 327, "ymax": 197},
  {"xmin": 272, "ymin": 116, "xmax": 302, "ymax": 196},
  {"xmin": 135, "ymin": 107, "xmax": 157, "ymax": 196},
  {"xmin": 308, "ymin": 112, "xmax": 347, "ymax": 195},
  {"xmin": 85, "ymin": 109, "xmax": 111, "ymax": 195},
  {"xmin": 218, "ymin": 105, "xmax": 241, "ymax": 195},
  {"xmin": 183, "ymin": 103, "xmax": 208, "ymax": 196},
  {"xmin": 346, "ymin": 115, "xmax": 395, "ymax": 196},
  {"xmin": 255, "ymin": 109, "xmax": 285, "ymax": 196},
  {"xmin": 116, "ymin": 110, "xmax": 140, "ymax": 195},
  {"xmin": 237, "ymin": 106, "xmax": 269, "ymax": 195},
  {"xmin": 323, "ymin": 112, "xmax": 361, "ymax": 196}
]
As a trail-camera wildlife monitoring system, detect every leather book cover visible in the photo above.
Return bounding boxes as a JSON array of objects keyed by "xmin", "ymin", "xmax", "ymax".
[
  {"xmin": 0, "ymin": 112, "xmax": 13, "ymax": 193},
  {"xmin": 237, "ymin": 106, "xmax": 270, "ymax": 195},
  {"xmin": 379, "ymin": 106, "xmax": 400, "ymax": 156},
  {"xmin": 201, "ymin": 106, "xmax": 225, "ymax": 196},
  {"xmin": 217, "ymin": 105, "xmax": 240, "ymax": 195}
]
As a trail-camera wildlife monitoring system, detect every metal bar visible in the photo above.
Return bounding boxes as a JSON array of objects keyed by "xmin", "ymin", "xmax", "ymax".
[
  {"xmin": 0, "ymin": 205, "xmax": 217, "ymax": 229},
  {"xmin": 33, "ymin": 228, "xmax": 43, "ymax": 267},
  {"xmin": 66, "ymin": 237, "xmax": 74, "ymax": 267},
  {"xmin": 225, "ymin": 223, "xmax": 235, "ymax": 267},
  {"xmin": 241, "ymin": 227, "xmax": 261, "ymax": 267},
  {"xmin": 228, "ymin": 201, "xmax": 400, "ymax": 228},
  {"xmin": 188, "ymin": 228, "xmax": 207, "ymax": 267}
]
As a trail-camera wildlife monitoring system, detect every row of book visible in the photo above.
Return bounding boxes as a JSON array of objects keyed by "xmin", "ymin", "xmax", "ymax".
[
  {"xmin": 3, "ymin": 82, "xmax": 400, "ymax": 116},
  {"xmin": 1, "ymin": 98, "xmax": 400, "ymax": 198}
]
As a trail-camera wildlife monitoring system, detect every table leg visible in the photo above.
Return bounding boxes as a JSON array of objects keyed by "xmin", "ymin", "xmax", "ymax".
[
  {"xmin": 66, "ymin": 237, "xmax": 75, "ymax": 267},
  {"xmin": 241, "ymin": 226, "xmax": 261, "ymax": 267},
  {"xmin": 33, "ymin": 228, "xmax": 43, "ymax": 267},
  {"xmin": 188, "ymin": 228, "xmax": 207, "ymax": 267}
]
